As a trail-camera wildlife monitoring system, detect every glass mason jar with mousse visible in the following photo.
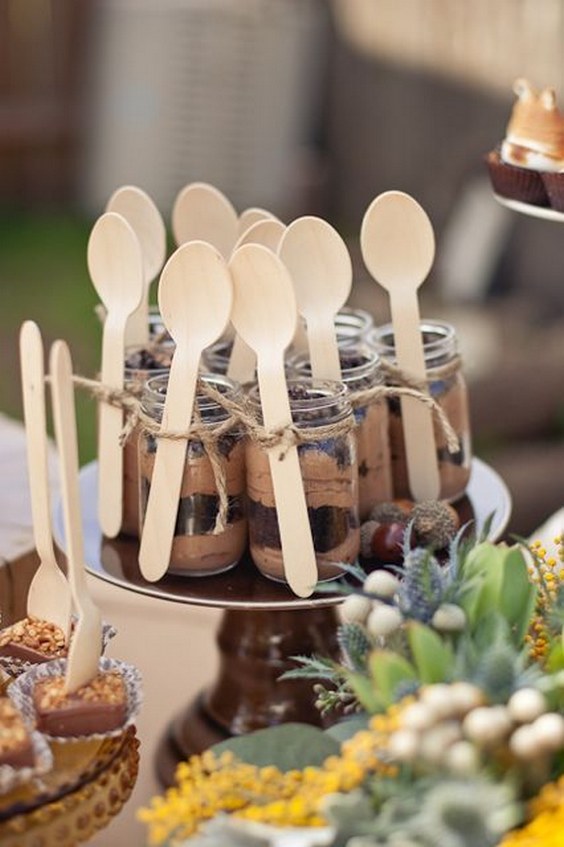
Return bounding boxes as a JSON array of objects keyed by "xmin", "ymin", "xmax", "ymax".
[
  {"xmin": 138, "ymin": 373, "xmax": 247, "ymax": 575},
  {"xmin": 245, "ymin": 379, "xmax": 360, "ymax": 583},
  {"xmin": 369, "ymin": 320, "xmax": 472, "ymax": 502}
]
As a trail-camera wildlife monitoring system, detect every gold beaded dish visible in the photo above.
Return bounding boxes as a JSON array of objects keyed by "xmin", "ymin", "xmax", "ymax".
[{"xmin": 0, "ymin": 727, "xmax": 139, "ymax": 846}]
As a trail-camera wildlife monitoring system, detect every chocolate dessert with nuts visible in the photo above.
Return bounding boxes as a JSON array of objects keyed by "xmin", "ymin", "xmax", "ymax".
[
  {"xmin": 32, "ymin": 671, "xmax": 127, "ymax": 738},
  {"xmin": 0, "ymin": 698, "xmax": 34, "ymax": 769},
  {"xmin": 0, "ymin": 617, "xmax": 67, "ymax": 666}
]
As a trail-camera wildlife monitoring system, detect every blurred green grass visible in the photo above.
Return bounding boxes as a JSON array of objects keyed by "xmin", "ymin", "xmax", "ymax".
[{"xmin": 0, "ymin": 211, "xmax": 101, "ymax": 464}]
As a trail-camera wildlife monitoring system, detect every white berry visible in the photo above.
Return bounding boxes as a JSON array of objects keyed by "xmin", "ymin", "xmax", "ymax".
[
  {"xmin": 507, "ymin": 688, "xmax": 547, "ymax": 724},
  {"xmin": 420, "ymin": 684, "xmax": 458, "ymax": 720},
  {"xmin": 340, "ymin": 594, "xmax": 373, "ymax": 624},
  {"xmin": 366, "ymin": 604, "xmax": 403, "ymax": 638},
  {"xmin": 448, "ymin": 682, "xmax": 484, "ymax": 716},
  {"xmin": 463, "ymin": 706, "xmax": 509, "ymax": 746},
  {"xmin": 388, "ymin": 729, "xmax": 419, "ymax": 762},
  {"xmin": 510, "ymin": 725, "xmax": 540, "ymax": 760},
  {"xmin": 431, "ymin": 603, "xmax": 467, "ymax": 632},
  {"xmin": 400, "ymin": 701, "xmax": 437, "ymax": 732},
  {"xmin": 363, "ymin": 570, "xmax": 400, "ymax": 599},
  {"xmin": 531, "ymin": 713, "xmax": 564, "ymax": 752},
  {"xmin": 444, "ymin": 740, "xmax": 480, "ymax": 775}
]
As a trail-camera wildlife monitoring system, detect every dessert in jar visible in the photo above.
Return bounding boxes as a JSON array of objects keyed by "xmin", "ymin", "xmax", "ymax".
[
  {"xmin": 246, "ymin": 379, "xmax": 360, "ymax": 582},
  {"xmin": 138, "ymin": 373, "xmax": 247, "ymax": 575},
  {"xmin": 485, "ymin": 78, "xmax": 564, "ymax": 208},
  {"xmin": 291, "ymin": 348, "xmax": 392, "ymax": 521},
  {"xmin": 369, "ymin": 320, "xmax": 472, "ymax": 502},
  {"xmin": 121, "ymin": 343, "xmax": 173, "ymax": 537}
]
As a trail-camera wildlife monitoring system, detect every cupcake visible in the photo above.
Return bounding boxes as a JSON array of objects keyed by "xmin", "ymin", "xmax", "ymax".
[{"xmin": 485, "ymin": 79, "xmax": 564, "ymax": 207}]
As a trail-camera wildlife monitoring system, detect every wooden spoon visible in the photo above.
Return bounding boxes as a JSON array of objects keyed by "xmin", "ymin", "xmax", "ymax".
[
  {"xmin": 237, "ymin": 206, "xmax": 276, "ymax": 237},
  {"xmin": 227, "ymin": 218, "xmax": 287, "ymax": 384},
  {"xmin": 106, "ymin": 185, "xmax": 167, "ymax": 348},
  {"xmin": 228, "ymin": 244, "xmax": 318, "ymax": 598},
  {"xmin": 138, "ymin": 241, "xmax": 233, "ymax": 582},
  {"xmin": 360, "ymin": 190, "xmax": 439, "ymax": 501},
  {"xmin": 49, "ymin": 340, "xmax": 102, "ymax": 694},
  {"xmin": 171, "ymin": 182, "xmax": 238, "ymax": 259},
  {"xmin": 19, "ymin": 321, "xmax": 72, "ymax": 638},
  {"xmin": 87, "ymin": 212, "xmax": 144, "ymax": 538},
  {"xmin": 279, "ymin": 216, "xmax": 352, "ymax": 380}
]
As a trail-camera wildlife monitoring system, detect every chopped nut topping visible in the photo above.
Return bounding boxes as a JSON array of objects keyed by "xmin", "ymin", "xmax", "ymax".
[
  {"xmin": 35, "ymin": 672, "xmax": 126, "ymax": 711},
  {"xmin": 0, "ymin": 698, "xmax": 30, "ymax": 754},
  {"xmin": 0, "ymin": 616, "xmax": 67, "ymax": 657}
]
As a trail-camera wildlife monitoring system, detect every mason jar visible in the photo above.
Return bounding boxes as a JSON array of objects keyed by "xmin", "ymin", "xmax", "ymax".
[
  {"xmin": 369, "ymin": 320, "xmax": 472, "ymax": 502},
  {"xmin": 291, "ymin": 348, "xmax": 392, "ymax": 521},
  {"xmin": 138, "ymin": 373, "xmax": 247, "ymax": 575},
  {"xmin": 335, "ymin": 306, "xmax": 374, "ymax": 348},
  {"xmin": 120, "ymin": 343, "xmax": 174, "ymax": 537},
  {"xmin": 246, "ymin": 379, "xmax": 360, "ymax": 583}
]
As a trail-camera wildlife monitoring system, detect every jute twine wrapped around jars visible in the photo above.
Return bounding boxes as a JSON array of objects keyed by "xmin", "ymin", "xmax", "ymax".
[{"xmin": 69, "ymin": 372, "xmax": 460, "ymax": 535}]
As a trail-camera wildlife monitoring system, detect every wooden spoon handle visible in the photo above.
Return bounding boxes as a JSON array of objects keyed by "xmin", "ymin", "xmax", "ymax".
[
  {"xmin": 125, "ymin": 296, "xmax": 150, "ymax": 348},
  {"xmin": 258, "ymin": 363, "xmax": 318, "ymax": 597},
  {"xmin": 138, "ymin": 355, "xmax": 200, "ymax": 582},
  {"xmin": 97, "ymin": 317, "xmax": 127, "ymax": 538},
  {"xmin": 226, "ymin": 335, "xmax": 256, "ymax": 383},
  {"xmin": 390, "ymin": 290, "xmax": 440, "ymax": 500},
  {"xmin": 19, "ymin": 321, "xmax": 57, "ymax": 564},
  {"xmin": 306, "ymin": 319, "xmax": 342, "ymax": 381},
  {"xmin": 49, "ymin": 341, "xmax": 89, "ymax": 602}
]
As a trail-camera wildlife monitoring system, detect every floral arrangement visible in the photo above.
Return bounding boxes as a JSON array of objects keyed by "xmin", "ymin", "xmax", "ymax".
[{"xmin": 139, "ymin": 519, "xmax": 564, "ymax": 847}]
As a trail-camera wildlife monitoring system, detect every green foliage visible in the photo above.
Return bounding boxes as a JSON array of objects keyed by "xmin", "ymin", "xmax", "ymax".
[
  {"xmin": 407, "ymin": 622, "xmax": 455, "ymax": 684},
  {"xmin": 210, "ymin": 723, "xmax": 340, "ymax": 772},
  {"xmin": 367, "ymin": 650, "xmax": 418, "ymax": 706}
]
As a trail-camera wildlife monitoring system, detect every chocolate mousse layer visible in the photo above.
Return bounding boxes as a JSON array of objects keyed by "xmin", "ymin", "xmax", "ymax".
[
  {"xmin": 387, "ymin": 374, "xmax": 471, "ymax": 502},
  {"xmin": 0, "ymin": 699, "xmax": 34, "ymax": 768},
  {"xmin": 138, "ymin": 374, "xmax": 247, "ymax": 576},
  {"xmin": 246, "ymin": 430, "xmax": 360, "ymax": 582},
  {"xmin": 33, "ymin": 671, "xmax": 127, "ymax": 738},
  {"xmin": 121, "ymin": 345, "xmax": 173, "ymax": 537}
]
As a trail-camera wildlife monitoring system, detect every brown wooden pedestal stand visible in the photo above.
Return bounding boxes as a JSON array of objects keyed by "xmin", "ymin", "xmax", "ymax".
[{"xmin": 62, "ymin": 461, "xmax": 511, "ymax": 790}]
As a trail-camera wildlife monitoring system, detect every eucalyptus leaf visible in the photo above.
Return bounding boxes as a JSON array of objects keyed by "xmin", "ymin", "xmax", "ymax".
[
  {"xmin": 407, "ymin": 622, "xmax": 455, "ymax": 684},
  {"xmin": 210, "ymin": 723, "xmax": 340, "ymax": 771},
  {"xmin": 347, "ymin": 671, "xmax": 386, "ymax": 713},
  {"xmin": 326, "ymin": 714, "xmax": 369, "ymax": 742}
]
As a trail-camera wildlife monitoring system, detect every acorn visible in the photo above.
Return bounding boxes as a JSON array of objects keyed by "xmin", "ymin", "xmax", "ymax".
[
  {"xmin": 369, "ymin": 499, "xmax": 414, "ymax": 524},
  {"xmin": 410, "ymin": 500, "xmax": 460, "ymax": 549}
]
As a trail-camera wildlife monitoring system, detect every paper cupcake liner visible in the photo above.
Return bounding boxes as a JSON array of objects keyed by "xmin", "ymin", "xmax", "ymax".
[
  {"xmin": 541, "ymin": 171, "xmax": 564, "ymax": 212},
  {"xmin": 8, "ymin": 656, "xmax": 142, "ymax": 743},
  {"xmin": 485, "ymin": 149, "xmax": 549, "ymax": 206},
  {"xmin": 0, "ymin": 619, "xmax": 117, "ymax": 682},
  {"xmin": 0, "ymin": 724, "xmax": 53, "ymax": 796}
]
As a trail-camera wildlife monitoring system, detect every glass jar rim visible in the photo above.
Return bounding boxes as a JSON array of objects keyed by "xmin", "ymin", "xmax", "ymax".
[
  {"xmin": 368, "ymin": 320, "xmax": 457, "ymax": 364},
  {"xmin": 247, "ymin": 378, "xmax": 351, "ymax": 425},
  {"xmin": 142, "ymin": 372, "xmax": 241, "ymax": 415},
  {"xmin": 290, "ymin": 346, "xmax": 384, "ymax": 385}
]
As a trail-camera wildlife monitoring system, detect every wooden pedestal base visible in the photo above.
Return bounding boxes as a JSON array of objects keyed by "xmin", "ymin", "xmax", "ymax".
[{"xmin": 155, "ymin": 604, "xmax": 340, "ymax": 787}]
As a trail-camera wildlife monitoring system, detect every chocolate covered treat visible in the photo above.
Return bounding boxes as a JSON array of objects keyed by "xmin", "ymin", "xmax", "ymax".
[
  {"xmin": 0, "ymin": 698, "xmax": 34, "ymax": 769},
  {"xmin": 33, "ymin": 671, "xmax": 127, "ymax": 738},
  {"xmin": 0, "ymin": 617, "xmax": 67, "ymax": 665}
]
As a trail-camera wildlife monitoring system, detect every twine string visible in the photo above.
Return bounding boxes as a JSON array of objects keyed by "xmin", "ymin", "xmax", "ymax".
[{"xmin": 67, "ymin": 366, "xmax": 462, "ymax": 535}]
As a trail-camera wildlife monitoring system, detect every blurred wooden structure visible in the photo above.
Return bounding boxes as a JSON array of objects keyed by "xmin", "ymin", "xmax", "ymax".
[
  {"xmin": 333, "ymin": 0, "xmax": 564, "ymax": 94},
  {"xmin": 0, "ymin": 0, "xmax": 92, "ymax": 206}
]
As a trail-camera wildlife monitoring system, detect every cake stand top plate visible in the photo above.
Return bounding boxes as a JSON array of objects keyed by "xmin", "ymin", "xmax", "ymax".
[
  {"xmin": 494, "ymin": 194, "xmax": 564, "ymax": 222},
  {"xmin": 53, "ymin": 459, "xmax": 511, "ymax": 611}
]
